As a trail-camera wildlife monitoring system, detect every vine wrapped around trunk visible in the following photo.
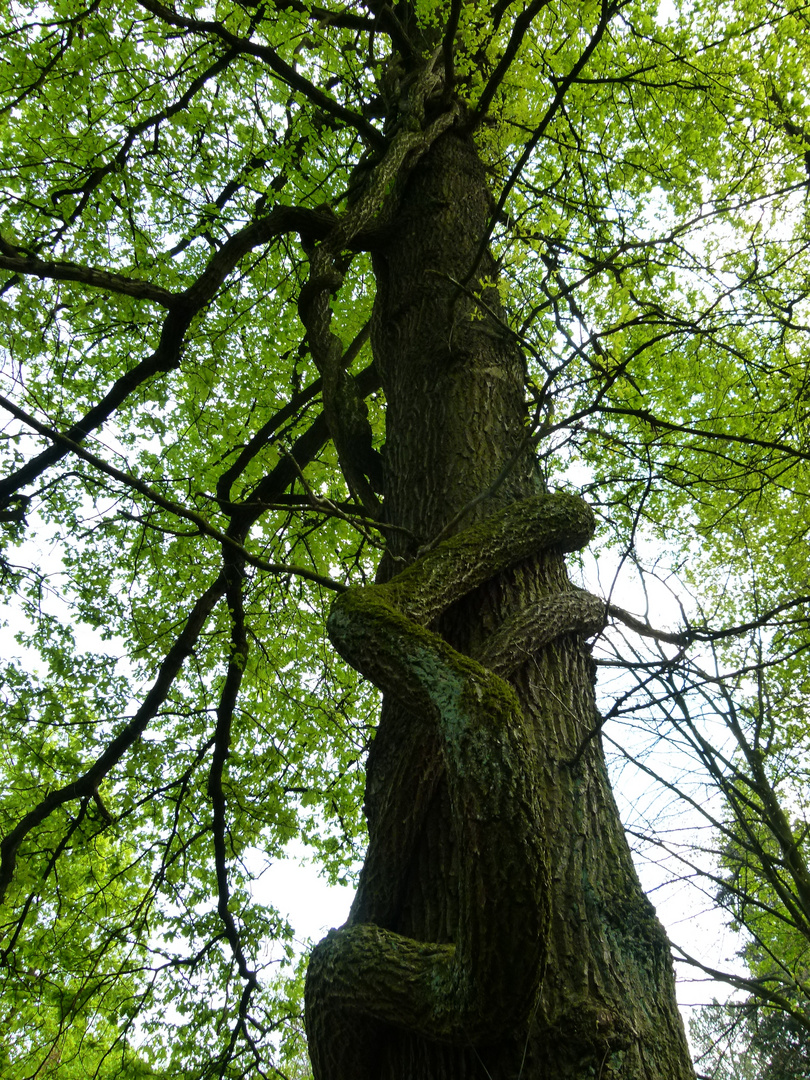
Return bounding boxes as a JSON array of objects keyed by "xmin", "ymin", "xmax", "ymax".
[{"xmin": 305, "ymin": 492, "xmax": 603, "ymax": 1079}]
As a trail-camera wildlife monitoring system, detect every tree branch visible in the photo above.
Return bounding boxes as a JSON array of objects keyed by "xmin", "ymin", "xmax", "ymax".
[
  {"xmin": 0, "ymin": 572, "xmax": 227, "ymax": 904},
  {"xmin": 0, "ymin": 392, "xmax": 347, "ymax": 592},
  {"xmin": 207, "ymin": 566, "xmax": 257, "ymax": 986},
  {"xmin": 441, "ymin": 0, "xmax": 463, "ymax": 95},
  {"xmin": 598, "ymin": 404, "xmax": 810, "ymax": 464},
  {"xmin": 268, "ymin": 0, "xmax": 374, "ymax": 31},
  {"xmin": 136, "ymin": 0, "xmax": 385, "ymax": 150},
  {"xmin": 465, "ymin": 0, "xmax": 620, "ymax": 281},
  {"xmin": 0, "ymin": 253, "xmax": 176, "ymax": 307},
  {"xmin": 0, "ymin": 204, "xmax": 343, "ymax": 508},
  {"xmin": 468, "ymin": 0, "xmax": 551, "ymax": 125},
  {"xmin": 215, "ymin": 324, "xmax": 372, "ymax": 504},
  {"xmin": 673, "ymin": 946, "xmax": 810, "ymax": 1034}
]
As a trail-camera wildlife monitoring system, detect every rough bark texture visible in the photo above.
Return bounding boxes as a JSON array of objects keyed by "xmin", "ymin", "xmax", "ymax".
[{"xmin": 306, "ymin": 130, "xmax": 696, "ymax": 1080}]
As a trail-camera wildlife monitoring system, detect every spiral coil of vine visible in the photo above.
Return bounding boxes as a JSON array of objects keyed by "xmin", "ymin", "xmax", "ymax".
[{"xmin": 305, "ymin": 492, "xmax": 606, "ymax": 1079}]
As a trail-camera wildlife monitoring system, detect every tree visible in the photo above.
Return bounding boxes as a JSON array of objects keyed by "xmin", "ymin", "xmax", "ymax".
[
  {"xmin": 691, "ymin": 1000, "xmax": 810, "ymax": 1080},
  {"xmin": 1, "ymin": 0, "xmax": 809, "ymax": 1077},
  {"xmin": 681, "ymin": 658, "xmax": 810, "ymax": 1080},
  {"xmin": 604, "ymin": 625, "xmax": 810, "ymax": 1078}
]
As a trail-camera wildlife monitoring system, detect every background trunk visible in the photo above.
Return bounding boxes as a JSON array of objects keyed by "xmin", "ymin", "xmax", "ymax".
[{"xmin": 350, "ymin": 131, "xmax": 696, "ymax": 1079}]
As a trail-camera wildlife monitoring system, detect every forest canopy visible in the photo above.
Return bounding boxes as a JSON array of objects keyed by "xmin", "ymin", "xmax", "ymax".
[{"xmin": 0, "ymin": 0, "xmax": 809, "ymax": 1077}]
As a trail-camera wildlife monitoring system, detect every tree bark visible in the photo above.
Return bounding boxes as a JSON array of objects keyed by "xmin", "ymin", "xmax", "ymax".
[{"xmin": 308, "ymin": 130, "xmax": 696, "ymax": 1079}]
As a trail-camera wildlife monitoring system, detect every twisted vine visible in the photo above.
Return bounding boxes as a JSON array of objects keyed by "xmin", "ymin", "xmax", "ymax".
[
  {"xmin": 297, "ymin": 51, "xmax": 459, "ymax": 517},
  {"xmin": 305, "ymin": 492, "xmax": 605, "ymax": 1079}
]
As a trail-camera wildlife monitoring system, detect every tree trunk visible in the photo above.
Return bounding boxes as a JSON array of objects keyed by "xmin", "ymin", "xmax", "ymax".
[{"xmin": 309, "ymin": 130, "xmax": 696, "ymax": 1079}]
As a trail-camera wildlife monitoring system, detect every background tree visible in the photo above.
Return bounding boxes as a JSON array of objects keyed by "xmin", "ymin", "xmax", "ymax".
[
  {"xmin": 691, "ymin": 1000, "xmax": 810, "ymax": 1080},
  {"xmin": 1, "ymin": 0, "xmax": 809, "ymax": 1078},
  {"xmin": 600, "ymin": 617, "xmax": 810, "ymax": 1078}
]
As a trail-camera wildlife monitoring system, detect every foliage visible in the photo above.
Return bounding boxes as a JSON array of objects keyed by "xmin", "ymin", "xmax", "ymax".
[{"xmin": 0, "ymin": 0, "xmax": 809, "ymax": 1075}]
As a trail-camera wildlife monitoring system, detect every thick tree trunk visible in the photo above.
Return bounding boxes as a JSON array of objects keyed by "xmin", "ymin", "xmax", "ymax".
[{"xmin": 311, "ymin": 131, "xmax": 696, "ymax": 1079}]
